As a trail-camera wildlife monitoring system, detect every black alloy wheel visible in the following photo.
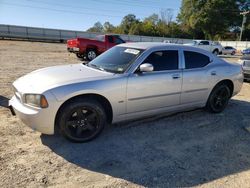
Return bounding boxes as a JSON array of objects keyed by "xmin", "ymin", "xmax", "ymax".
[
  {"xmin": 206, "ymin": 84, "xmax": 231, "ymax": 113},
  {"xmin": 58, "ymin": 99, "xmax": 106, "ymax": 142}
]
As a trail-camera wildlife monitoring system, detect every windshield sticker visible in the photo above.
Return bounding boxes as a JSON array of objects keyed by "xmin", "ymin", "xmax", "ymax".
[
  {"xmin": 117, "ymin": 68, "xmax": 123, "ymax": 72},
  {"xmin": 124, "ymin": 48, "xmax": 140, "ymax": 55}
]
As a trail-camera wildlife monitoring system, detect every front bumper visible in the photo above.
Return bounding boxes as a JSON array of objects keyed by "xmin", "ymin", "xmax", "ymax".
[
  {"xmin": 243, "ymin": 68, "xmax": 250, "ymax": 80},
  {"xmin": 9, "ymin": 96, "xmax": 55, "ymax": 135}
]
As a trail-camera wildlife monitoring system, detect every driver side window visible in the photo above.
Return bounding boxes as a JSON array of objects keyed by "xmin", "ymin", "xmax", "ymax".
[{"xmin": 143, "ymin": 50, "xmax": 179, "ymax": 71}]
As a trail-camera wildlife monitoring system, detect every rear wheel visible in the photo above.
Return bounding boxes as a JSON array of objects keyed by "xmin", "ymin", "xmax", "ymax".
[
  {"xmin": 58, "ymin": 99, "xmax": 106, "ymax": 142},
  {"xmin": 86, "ymin": 49, "xmax": 97, "ymax": 61},
  {"xmin": 231, "ymin": 51, "xmax": 235, "ymax": 55},
  {"xmin": 206, "ymin": 84, "xmax": 231, "ymax": 113}
]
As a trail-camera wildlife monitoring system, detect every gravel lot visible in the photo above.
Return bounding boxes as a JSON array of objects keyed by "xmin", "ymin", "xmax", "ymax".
[{"xmin": 0, "ymin": 40, "xmax": 250, "ymax": 188}]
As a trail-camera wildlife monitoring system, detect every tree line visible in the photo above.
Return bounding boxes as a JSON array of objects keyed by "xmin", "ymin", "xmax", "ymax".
[{"xmin": 87, "ymin": 0, "xmax": 250, "ymax": 41}]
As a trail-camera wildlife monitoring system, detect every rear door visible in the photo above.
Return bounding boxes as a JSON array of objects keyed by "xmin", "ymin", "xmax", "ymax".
[
  {"xmin": 126, "ymin": 50, "xmax": 182, "ymax": 113},
  {"xmin": 181, "ymin": 50, "xmax": 216, "ymax": 104}
]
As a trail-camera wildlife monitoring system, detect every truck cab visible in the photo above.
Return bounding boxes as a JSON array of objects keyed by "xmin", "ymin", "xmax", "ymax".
[
  {"xmin": 67, "ymin": 34, "xmax": 125, "ymax": 61},
  {"xmin": 186, "ymin": 40, "xmax": 223, "ymax": 55}
]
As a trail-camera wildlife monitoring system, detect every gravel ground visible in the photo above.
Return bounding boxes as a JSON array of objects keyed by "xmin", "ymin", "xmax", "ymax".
[{"xmin": 0, "ymin": 40, "xmax": 250, "ymax": 188}]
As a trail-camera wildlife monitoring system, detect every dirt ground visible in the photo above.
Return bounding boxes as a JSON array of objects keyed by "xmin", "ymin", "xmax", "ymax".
[{"xmin": 0, "ymin": 40, "xmax": 250, "ymax": 188}]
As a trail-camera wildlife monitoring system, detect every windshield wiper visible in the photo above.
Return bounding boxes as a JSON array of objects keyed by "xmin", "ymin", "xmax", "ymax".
[{"xmin": 87, "ymin": 64, "xmax": 107, "ymax": 72}]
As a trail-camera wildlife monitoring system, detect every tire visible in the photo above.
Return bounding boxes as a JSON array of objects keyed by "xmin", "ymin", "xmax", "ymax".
[
  {"xmin": 76, "ymin": 53, "xmax": 84, "ymax": 59},
  {"xmin": 212, "ymin": 49, "xmax": 219, "ymax": 56},
  {"xmin": 57, "ymin": 98, "xmax": 107, "ymax": 142},
  {"xmin": 86, "ymin": 49, "xmax": 97, "ymax": 61},
  {"xmin": 231, "ymin": 51, "xmax": 235, "ymax": 55},
  {"xmin": 206, "ymin": 84, "xmax": 231, "ymax": 113}
]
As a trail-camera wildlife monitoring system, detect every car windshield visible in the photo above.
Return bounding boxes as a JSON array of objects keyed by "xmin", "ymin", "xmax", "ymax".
[{"xmin": 87, "ymin": 46, "xmax": 143, "ymax": 73}]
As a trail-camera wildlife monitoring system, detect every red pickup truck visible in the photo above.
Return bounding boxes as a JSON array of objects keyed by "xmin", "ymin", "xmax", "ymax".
[{"xmin": 67, "ymin": 34, "xmax": 125, "ymax": 61}]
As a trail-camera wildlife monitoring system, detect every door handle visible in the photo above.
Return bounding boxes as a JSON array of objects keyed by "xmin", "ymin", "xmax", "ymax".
[
  {"xmin": 172, "ymin": 74, "xmax": 180, "ymax": 79},
  {"xmin": 211, "ymin": 71, "xmax": 217, "ymax": 76}
]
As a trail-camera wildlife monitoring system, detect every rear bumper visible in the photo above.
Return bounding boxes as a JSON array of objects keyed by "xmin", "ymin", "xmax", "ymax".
[
  {"xmin": 67, "ymin": 47, "xmax": 80, "ymax": 53},
  {"xmin": 9, "ymin": 96, "xmax": 55, "ymax": 135}
]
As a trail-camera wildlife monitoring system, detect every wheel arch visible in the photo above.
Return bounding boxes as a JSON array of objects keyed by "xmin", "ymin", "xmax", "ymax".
[
  {"xmin": 212, "ymin": 48, "xmax": 219, "ymax": 53},
  {"xmin": 86, "ymin": 45, "xmax": 98, "ymax": 52},
  {"xmin": 55, "ymin": 93, "xmax": 113, "ymax": 131},
  {"xmin": 213, "ymin": 79, "xmax": 234, "ymax": 97}
]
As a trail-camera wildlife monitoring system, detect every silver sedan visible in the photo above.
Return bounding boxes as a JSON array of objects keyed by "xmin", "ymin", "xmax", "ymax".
[
  {"xmin": 222, "ymin": 46, "xmax": 237, "ymax": 55},
  {"xmin": 9, "ymin": 43, "xmax": 243, "ymax": 142}
]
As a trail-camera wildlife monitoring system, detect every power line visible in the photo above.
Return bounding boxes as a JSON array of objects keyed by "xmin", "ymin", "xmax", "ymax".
[
  {"xmin": 1, "ymin": 2, "xmax": 135, "ymax": 18},
  {"xmin": 88, "ymin": 0, "xmax": 177, "ymax": 10},
  {"xmin": 25, "ymin": 0, "xmax": 156, "ymax": 16}
]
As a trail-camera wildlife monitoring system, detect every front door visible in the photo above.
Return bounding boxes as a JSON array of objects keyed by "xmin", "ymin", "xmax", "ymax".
[{"xmin": 126, "ymin": 50, "xmax": 182, "ymax": 113}]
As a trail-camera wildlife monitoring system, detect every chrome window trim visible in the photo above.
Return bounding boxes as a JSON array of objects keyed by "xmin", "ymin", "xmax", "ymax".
[{"xmin": 128, "ymin": 47, "xmax": 182, "ymax": 74}]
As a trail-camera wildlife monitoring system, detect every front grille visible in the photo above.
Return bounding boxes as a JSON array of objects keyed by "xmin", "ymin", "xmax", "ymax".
[
  {"xmin": 244, "ymin": 73, "xmax": 250, "ymax": 79},
  {"xmin": 243, "ymin": 61, "xmax": 250, "ymax": 67}
]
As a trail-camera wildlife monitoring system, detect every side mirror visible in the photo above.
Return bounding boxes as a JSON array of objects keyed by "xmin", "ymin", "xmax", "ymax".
[{"xmin": 139, "ymin": 63, "xmax": 154, "ymax": 72}]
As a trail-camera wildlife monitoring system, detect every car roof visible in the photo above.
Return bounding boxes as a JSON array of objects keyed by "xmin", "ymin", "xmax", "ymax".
[
  {"xmin": 118, "ymin": 42, "xmax": 195, "ymax": 50},
  {"xmin": 193, "ymin": 40, "xmax": 208, "ymax": 41},
  {"xmin": 118, "ymin": 42, "xmax": 213, "ymax": 56}
]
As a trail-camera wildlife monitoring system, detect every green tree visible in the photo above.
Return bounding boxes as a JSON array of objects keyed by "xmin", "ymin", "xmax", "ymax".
[
  {"xmin": 86, "ymin": 22, "xmax": 104, "ymax": 33},
  {"xmin": 120, "ymin": 14, "xmax": 140, "ymax": 34},
  {"xmin": 103, "ymin": 22, "xmax": 115, "ymax": 33},
  {"xmin": 178, "ymin": 0, "xmax": 242, "ymax": 40}
]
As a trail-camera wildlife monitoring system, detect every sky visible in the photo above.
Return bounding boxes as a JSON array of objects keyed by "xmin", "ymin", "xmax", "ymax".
[{"xmin": 0, "ymin": 0, "xmax": 182, "ymax": 31}]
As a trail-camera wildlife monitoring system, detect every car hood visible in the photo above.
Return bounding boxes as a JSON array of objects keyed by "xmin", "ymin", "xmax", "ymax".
[
  {"xmin": 13, "ymin": 64, "xmax": 113, "ymax": 93},
  {"xmin": 242, "ymin": 49, "xmax": 250, "ymax": 52},
  {"xmin": 183, "ymin": 43, "xmax": 194, "ymax": 46}
]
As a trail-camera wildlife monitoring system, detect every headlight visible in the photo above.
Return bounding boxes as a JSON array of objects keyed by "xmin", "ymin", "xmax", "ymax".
[{"xmin": 24, "ymin": 94, "xmax": 48, "ymax": 108}]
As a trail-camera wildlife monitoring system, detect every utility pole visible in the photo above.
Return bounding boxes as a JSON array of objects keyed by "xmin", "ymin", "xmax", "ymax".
[{"xmin": 239, "ymin": 11, "xmax": 249, "ymax": 41}]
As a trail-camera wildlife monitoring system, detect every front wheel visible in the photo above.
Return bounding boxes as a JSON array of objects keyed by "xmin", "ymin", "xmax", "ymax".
[
  {"xmin": 206, "ymin": 84, "xmax": 231, "ymax": 113},
  {"xmin": 58, "ymin": 99, "xmax": 106, "ymax": 142},
  {"xmin": 212, "ymin": 49, "xmax": 219, "ymax": 56}
]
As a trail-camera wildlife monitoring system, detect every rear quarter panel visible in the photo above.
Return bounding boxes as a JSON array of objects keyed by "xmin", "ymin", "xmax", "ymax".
[{"xmin": 214, "ymin": 60, "xmax": 243, "ymax": 96}]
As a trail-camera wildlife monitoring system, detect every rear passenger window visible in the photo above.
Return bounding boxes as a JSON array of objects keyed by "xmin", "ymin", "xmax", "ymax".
[
  {"xmin": 108, "ymin": 36, "xmax": 114, "ymax": 43},
  {"xmin": 184, "ymin": 51, "xmax": 210, "ymax": 69},
  {"xmin": 143, "ymin": 50, "xmax": 179, "ymax": 71}
]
